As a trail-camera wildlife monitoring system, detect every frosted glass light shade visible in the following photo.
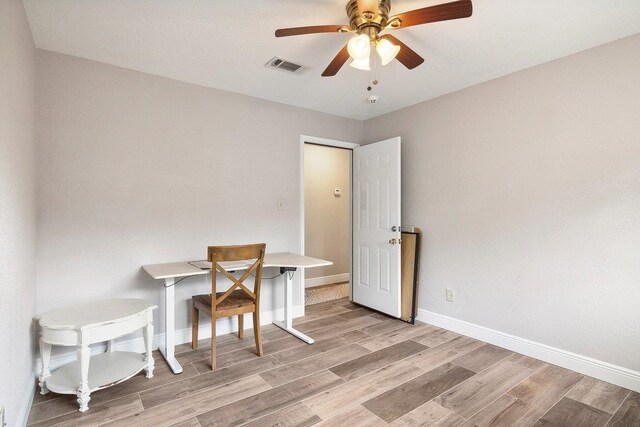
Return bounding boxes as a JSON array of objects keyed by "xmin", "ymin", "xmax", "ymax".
[
  {"xmin": 349, "ymin": 56, "xmax": 371, "ymax": 71},
  {"xmin": 376, "ymin": 38, "xmax": 400, "ymax": 66},
  {"xmin": 347, "ymin": 34, "xmax": 371, "ymax": 60}
]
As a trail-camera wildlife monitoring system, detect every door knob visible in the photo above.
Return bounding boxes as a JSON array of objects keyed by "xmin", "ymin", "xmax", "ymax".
[{"xmin": 389, "ymin": 238, "xmax": 398, "ymax": 245}]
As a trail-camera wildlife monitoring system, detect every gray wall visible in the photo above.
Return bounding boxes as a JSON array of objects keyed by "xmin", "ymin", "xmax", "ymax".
[
  {"xmin": 0, "ymin": 0, "xmax": 37, "ymax": 424},
  {"xmin": 363, "ymin": 34, "xmax": 640, "ymax": 371},
  {"xmin": 304, "ymin": 144, "xmax": 351, "ymax": 280},
  {"xmin": 35, "ymin": 51, "xmax": 362, "ymax": 339}
]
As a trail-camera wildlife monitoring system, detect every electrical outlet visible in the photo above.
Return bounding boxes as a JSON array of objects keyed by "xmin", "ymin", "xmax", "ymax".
[
  {"xmin": 1, "ymin": 405, "xmax": 6, "ymax": 427},
  {"xmin": 446, "ymin": 288, "xmax": 455, "ymax": 302}
]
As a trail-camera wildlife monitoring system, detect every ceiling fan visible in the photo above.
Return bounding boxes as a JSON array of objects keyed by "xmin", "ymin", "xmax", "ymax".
[{"xmin": 275, "ymin": 0, "xmax": 473, "ymax": 77}]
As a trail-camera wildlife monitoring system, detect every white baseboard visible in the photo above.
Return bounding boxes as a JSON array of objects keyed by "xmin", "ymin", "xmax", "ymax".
[
  {"xmin": 417, "ymin": 309, "xmax": 640, "ymax": 393},
  {"xmin": 34, "ymin": 305, "xmax": 304, "ymax": 373},
  {"xmin": 16, "ymin": 371, "xmax": 36, "ymax": 427},
  {"xmin": 305, "ymin": 273, "xmax": 350, "ymax": 288}
]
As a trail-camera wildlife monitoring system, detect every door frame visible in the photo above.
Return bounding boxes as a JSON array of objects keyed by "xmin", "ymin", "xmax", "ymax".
[{"xmin": 299, "ymin": 135, "xmax": 360, "ymax": 307}]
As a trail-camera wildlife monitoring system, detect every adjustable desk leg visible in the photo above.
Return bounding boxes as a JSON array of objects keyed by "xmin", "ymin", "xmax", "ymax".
[
  {"xmin": 158, "ymin": 277, "xmax": 183, "ymax": 374},
  {"xmin": 273, "ymin": 268, "xmax": 315, "ymax": 344}
]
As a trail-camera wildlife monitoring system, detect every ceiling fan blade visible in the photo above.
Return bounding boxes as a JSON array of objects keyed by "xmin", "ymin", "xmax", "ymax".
[
  {"xmin": 322, "ymin": 44, "xmax": 350, "ymax": 77},
  {"xmin": 391, "ymin": 0, "xmax": 472, "ymax": 29},
  {"xmin": 275, "ymin": 25, "xmax": 345, "ymax": 37},
  {"xmin": 357, "ymin": 0, "xmax": 379, "ymax": 18},
  {"xmin": 380, "ymin": 35, "xmax": 424, "ymax": 69}
]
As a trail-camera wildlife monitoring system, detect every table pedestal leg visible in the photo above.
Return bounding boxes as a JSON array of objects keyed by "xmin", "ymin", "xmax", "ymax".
[
  {"xmin": 159, "ymin": 278, "xmax": 183, "ymax": 374},
  {"xmin": 39, "ymin": 338, "xmax": 51, "ymax": 395},
  {"xmin": 272, "ymin": 269, "xmax": 314, "ymax": 344},
  {"xmin": 76, "ymin": 345, "xmax": 91, "ymax": 412},
  {"xmin": 144, "ymin": 317, "xmax": 155, "ymax": 378}
]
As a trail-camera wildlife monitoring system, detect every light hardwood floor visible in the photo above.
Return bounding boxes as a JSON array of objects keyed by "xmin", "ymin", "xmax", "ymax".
[{"xmin": 27, "ymin": 298, "xmax": 638, "ymax": 426}]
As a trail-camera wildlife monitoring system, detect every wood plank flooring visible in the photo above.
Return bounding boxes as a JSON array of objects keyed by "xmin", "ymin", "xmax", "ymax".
[{"xmin": 27, "ymin": 298, "xmax": 635, "ymax": 427}]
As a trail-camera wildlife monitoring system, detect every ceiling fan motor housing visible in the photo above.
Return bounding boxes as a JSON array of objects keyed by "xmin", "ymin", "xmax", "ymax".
[{"xmin": 347, "ymin": 0, "xmax": 392, "ymax": 41}]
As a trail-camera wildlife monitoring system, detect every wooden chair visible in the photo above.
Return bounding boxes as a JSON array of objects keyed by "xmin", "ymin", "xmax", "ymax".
[{"xmin": 191, "ymin": 243, "xmax": 266, "ymax": 370}]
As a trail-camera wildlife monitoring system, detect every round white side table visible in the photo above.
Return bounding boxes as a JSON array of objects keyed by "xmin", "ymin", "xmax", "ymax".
[{"xmin": 38, "ymin": 298, "xmax": 157, "ymax": 412}]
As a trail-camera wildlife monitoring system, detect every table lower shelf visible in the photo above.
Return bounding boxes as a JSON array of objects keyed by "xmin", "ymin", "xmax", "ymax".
[{"xmin": 46, "ymin": 351, "xmax": 147, "ymax": 394}]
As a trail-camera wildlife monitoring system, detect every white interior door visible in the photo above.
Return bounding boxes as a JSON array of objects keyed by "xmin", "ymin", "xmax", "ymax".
[{"xmin": 352, "ymin": 137, "xmax": 401, "ymax": 317}]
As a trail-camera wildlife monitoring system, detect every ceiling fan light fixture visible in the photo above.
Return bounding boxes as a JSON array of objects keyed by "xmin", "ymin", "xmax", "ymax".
[
  {"xmin": 347, "ymin": 34, "xmax": 371, "ymax": 60},
  {"xmin": 275, "ymin": 0, "xmax": 473, "ymax": 76},
  {"xmin": 376, "ymin": 38, "xmax": 400, "ymax": 66},
  {"xmin": 349, "ymin": 56, "xmax": 371, "ymax": 71}
]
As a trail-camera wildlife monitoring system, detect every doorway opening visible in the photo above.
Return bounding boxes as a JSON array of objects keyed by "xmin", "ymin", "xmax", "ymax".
[{"xmin": 300, "ymin": 135, "xmax": 358, "ymax": 307}]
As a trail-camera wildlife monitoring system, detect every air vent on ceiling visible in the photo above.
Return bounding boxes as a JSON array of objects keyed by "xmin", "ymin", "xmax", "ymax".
[{"xmin": 266, "ymin": 57, "xmax": 304, "ymax": 73}]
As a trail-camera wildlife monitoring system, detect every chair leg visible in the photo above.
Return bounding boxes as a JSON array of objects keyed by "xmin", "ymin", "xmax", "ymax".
[
  {"xmin": 238, "ymin": 314, "xmax": 244, "ymax": 339},
  {"xmin": 191, "ymin": 304, "xmax": 199, "ymax": 350},
  {"xmin": 253, "ymin": 310, "xmax": 263, "ymax": 356},
  {"xmin": 210, "ymin": 314, "xmax": 217, "ymax": 370}
]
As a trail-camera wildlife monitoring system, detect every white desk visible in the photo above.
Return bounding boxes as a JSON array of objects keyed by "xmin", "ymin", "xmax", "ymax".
[{"xmin": 143, "ymin": 252, "xmax": 331, "ymax": 374}]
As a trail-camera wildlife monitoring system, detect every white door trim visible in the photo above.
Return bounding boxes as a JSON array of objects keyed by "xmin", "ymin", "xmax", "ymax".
[{"xmin": 300, "ymin": 135, "xmax": 360, "ymax": 306}]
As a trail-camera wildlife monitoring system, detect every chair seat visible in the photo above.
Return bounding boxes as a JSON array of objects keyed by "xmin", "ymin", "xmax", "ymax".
[{"xmin": 193, "ymin": 291, "xmax": 255, "ymax": 312}]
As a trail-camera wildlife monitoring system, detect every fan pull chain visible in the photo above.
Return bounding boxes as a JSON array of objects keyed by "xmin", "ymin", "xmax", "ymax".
[
  {"xmin": 366, "ymin": 53, "xmax": 380, "ymax": 91},
  {"xmin": 372, "ymin": 52, "xmax": 379, "ymax": 89},
  {"xmin": 373, "ymin": 54, "xmax": 379, "ymax": 87}
]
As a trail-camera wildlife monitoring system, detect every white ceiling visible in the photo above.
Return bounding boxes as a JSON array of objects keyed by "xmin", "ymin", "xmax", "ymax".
[{"xmin": 24, "ymin": 0, "xmax": 640, "ymax": 120}]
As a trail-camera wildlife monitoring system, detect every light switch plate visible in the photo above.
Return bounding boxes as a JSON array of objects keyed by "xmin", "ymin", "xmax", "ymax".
[{"xmin": 446, "ymin": 288, "xmax": 455, "ymax": 302}]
